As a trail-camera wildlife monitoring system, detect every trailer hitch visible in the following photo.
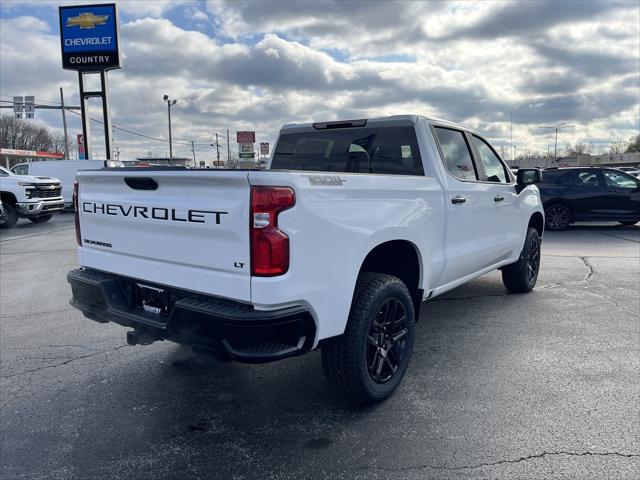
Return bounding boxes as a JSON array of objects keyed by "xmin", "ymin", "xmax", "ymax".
[{"xmin": 126, "ymin": 329, "xmax": 161, "ymax": 346}]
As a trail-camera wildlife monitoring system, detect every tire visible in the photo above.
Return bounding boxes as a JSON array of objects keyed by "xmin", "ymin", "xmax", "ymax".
[
  {"xmin": 28, "ymin": 215, "xmax": 52, "ymax": 224},
  {"xmin": 618, "ymin": 220, "xmax": 638, "ymax": 226},
  {"xmin": 544, "ymin": 204, "xmax": 571, "ymax": 231},
  {"xmin": 502, "ymin": 227, "xmax": 541, "ymax": 293},
  {"xmin": 0, "ymin": 203, "xmax": 18, "ymax": 229},
  {"xmin": 321, "ymin": 272, "xmax": 415, "ymax": 405}
]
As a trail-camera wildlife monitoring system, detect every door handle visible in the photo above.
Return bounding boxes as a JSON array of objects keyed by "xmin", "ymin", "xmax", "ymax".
[
  {"xmin": 451, "ymin": 196, "xmax": 466, "ymax": 205},
  {"xmin": 494, "ymin": 195, "xmax": 504, "ymax": 202}
]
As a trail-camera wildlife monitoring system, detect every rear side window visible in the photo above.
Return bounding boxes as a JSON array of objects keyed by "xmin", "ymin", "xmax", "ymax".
[
  {"xmin": 544, "ymin": 170, "xmax": 600, "ymax": 186},
  {"xmin": 433, "ymin": 127, "xmax": 478, "ymax": 181},
  {"xmin": 271, "ymin": 126, "xmax": 423, "ymax": 176}
]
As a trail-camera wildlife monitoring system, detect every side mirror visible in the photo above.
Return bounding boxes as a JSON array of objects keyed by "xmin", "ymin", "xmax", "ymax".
[{"xmin": 517, "ymin": 168, "xmax": 543, "ymax": 186}]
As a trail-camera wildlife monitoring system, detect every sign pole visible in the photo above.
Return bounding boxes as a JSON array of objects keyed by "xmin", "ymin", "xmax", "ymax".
[
  {"xmin": 78, "ymin": 72, "xmax": 91, "ymax": 160},
  {"xmin": 100, "ymin": 70, "xmax": 113, "ymax": 160}
]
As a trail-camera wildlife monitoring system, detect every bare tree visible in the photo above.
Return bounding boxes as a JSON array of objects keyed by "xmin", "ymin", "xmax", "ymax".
[
  {"xmin": 566, "ymin": 142, "xmax": 593, "ymax": 155},
  {"xmin": 608, "ymin": 137, "xmax": 628, "ymax": 154},
  {"xmin": 625, "ymin": 134, "xmax": 640, "ymax": 153},
  {"xmin": 0, "ymin": 114, "xmax": 61, "ymax": 152}
]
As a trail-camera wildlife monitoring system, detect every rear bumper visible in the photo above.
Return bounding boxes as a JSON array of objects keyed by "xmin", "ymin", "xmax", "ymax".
[
  {"xmin": 16, "ymin": 199, "xmax": 64, "ymax": 216},
  {"xmin": 67, "ymin": 268, "xmax": 316, "ymax": 363}
]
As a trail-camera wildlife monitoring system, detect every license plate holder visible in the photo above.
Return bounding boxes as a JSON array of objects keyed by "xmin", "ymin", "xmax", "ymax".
[{"xmin": 137, "ymin": 283, "xmax": 170, "ymax": 316}]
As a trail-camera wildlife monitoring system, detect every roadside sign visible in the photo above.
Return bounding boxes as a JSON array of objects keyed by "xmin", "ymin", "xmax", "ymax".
[
  {"xmin": 239, "ymin": 144, "xmax": 253, "ymax": 154},
  {"xmin": 260, "ymin": 142, "xmax": 269, "ymax": 155},
  {"xmin": 77, "ymin": 134, "xmax": 85, "ymax": 159},
  {"xmin": 59, "ymin": 3, "xmax": 121, "ymax": 72},
  {"xmin": 237, "ymin": 131, "xmax": 255, "ymax": 144},
  {"xmin": 239, "ymin": 153, "xmax": 255, "ymax": 159},
  {"xmin": 24, "ymin": 96, "xmax": 35, "ymax": 119}
]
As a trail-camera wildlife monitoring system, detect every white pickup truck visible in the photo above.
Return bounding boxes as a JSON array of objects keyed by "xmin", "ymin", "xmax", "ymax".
[
  {"xmin": 68, "ymin": 115, "xmax": 544, "ymax": 404},
  {"xmin": 0, "ymin": 166, "xmax": 64, "ymax": 228}
]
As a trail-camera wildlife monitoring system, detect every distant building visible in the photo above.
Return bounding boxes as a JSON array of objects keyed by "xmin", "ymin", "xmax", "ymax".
[{"xmin": 515, "ymin": 152, "xmax": 640, "ymax": 169}]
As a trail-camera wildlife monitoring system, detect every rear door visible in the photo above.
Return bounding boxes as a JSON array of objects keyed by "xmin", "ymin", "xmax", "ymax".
[
  {"xmin": 559, "ymin": 169, "xmax": 607, "ymax": 219},
  {"xmin": 77, "ymin": 169, "xmax": 252, "ymax": 301}
]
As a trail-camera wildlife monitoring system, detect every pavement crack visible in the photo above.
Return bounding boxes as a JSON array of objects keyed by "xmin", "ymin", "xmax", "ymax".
[
  {"xmin": 540, "ymin": 255, "xmax": 595, "ymax": 288},
  {"xmin": 1, "ymin": 345, "xmax": 128, "ymax": 379},
  {"xmin": 580, "ymin": 256, "xmax": 595, "ymax": 282},
  {"xmin": 360, "ymin": 450, "xmax": 640, "ymax": 472}
]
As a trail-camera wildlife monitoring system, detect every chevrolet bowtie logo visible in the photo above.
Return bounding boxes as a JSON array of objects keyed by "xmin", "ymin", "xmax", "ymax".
[{"xmin": 66, "ymin": 12, "xmax": 109, "ymax": 29}]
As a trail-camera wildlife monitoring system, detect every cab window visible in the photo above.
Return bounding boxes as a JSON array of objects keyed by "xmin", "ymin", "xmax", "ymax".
[
  {"xmin": 433, "ymin": 127, "xmax": 478, "ymax": 181},
  {"xmin": 12, "ymin": 164, "xmax": 28, "ymax": 176},
  {"xmin": 471, "ymin": 135, "xmax": 508, "ymax": 183}
]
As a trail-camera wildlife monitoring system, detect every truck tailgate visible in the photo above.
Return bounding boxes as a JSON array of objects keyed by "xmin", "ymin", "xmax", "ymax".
[{"xmin": 76, "ymin": 170, "xmax": 251, "ymax": 302}]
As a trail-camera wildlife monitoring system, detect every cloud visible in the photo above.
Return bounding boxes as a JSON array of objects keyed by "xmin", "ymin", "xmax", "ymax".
[{"xmin": 0, "ymin": 1, "xmax": 638, "ymax": 161}]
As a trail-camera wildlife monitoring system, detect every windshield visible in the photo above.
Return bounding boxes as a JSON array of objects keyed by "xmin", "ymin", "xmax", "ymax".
[
  {"xmin": 0, "ymin": 166, "xmax": 11, "ymax": 176},
  {"xmin": 271, "ymin": 126, "xmax": 423, "ymax": 176}
]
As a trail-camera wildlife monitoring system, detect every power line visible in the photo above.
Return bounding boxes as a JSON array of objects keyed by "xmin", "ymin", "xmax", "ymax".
[{"xmin": 1, "ymin": 94, "xmax": 229, "ymax": 147}]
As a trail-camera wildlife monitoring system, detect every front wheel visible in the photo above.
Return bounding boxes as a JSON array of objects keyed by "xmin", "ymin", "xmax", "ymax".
[
  {"xmin": 618, "ymin": 220, "xmax": 638, "ymax": 226},
  {"xmin": 29, "ymin": 215, "xmax": 52, "ymax": 224},
  {"xmin": 545, "ymin": 204, "xmax": 571, "ymax": 231},
  {"xmin": 502, "ymin": 227, "xmax": 541, "ymax": 293},
  {"xmin": 0, "ymin": 203, "xmax": 18, "ymax": 229},
  {"xmin": 322, "ymin": 273, "xmax": 415, "ymax": 405}
]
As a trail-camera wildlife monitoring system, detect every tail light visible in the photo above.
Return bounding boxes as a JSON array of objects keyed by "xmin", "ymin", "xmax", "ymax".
[
  {"xmin": 250, "ymin": 186, "xmax": 295, "ymax": 276},
  {"xmin": 73, "ymin": 181, "xmax": 81, "ymax": 246}
]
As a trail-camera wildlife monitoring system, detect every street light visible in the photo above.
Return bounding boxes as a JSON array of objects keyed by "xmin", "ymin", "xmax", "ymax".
[
  {"xmin": 539, "ymin": 122, "xmax": 574, "ymax": 159},
  {"xmin": 163, "ymin": 95, "xmax": 177, "ymax": 160}
]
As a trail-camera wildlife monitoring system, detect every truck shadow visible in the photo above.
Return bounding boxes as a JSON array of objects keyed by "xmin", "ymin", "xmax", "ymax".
[{"xmin": 63, "ymin": 273, "xmax": 543, "ymax": 477}]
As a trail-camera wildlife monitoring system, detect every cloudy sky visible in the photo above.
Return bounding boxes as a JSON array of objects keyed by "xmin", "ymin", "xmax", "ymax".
[{"xmin": 1, "ymin": 0, "xmax": 638, "ymax": 162}]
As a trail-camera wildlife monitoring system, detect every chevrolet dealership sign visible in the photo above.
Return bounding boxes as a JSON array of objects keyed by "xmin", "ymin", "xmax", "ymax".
[{"xmin": 59, "ymin": 3, "xmax": 121, "ymax": 71}]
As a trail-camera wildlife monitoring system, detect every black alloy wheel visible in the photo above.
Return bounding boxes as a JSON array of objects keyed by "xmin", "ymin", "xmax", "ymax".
[
  {"xmin": 526, "ymin": 235, "xmax": 541, "ymax": 285},
  {"xmin": 366, "ymin": 298, "xmax": 410, "ymax": 384},
  {"xmin": 321, "ymin": 273, "xmax": 415, "ymax": 404},
  {"xmin": 545, "ymin": 205, "xmax": 571, "ymax": 231},
  {"xmin": 502, "ymin": 227, "xmax": 542, "ymax": 293}
]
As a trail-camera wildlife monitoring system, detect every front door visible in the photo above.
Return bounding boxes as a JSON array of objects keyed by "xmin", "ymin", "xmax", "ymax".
[
  {"xmin": 432, "ymin": 126, "xmax": 499, "ymax": 286},
  {"xmin": 599, "ymin": 169, "xmax": 640, "ymax": 220}
]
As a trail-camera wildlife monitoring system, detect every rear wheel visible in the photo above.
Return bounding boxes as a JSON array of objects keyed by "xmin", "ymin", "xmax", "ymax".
[
  {"xmin": 28, "ymin": 215, "xmax": 52, "ymax": 224},
  {"xmin": 618, "ymin": 220, "xmax": 638, "ymax": 226},
  {"xmin": 545, "ymin": 204, "xmax": 571, "ymax": 231},
  {"xmin": 502, "ymin": 227, "xmax": 541, "ymax": 293},
  {"xmin": 0, "ymin": 202, "xmax": 18, "ymax": 229},
  {"xmin": 322, "ymin": 273, "xmax": 415, "ymax": 405}
]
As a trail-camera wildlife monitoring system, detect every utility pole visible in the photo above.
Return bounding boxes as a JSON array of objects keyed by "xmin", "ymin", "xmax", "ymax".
[
  {"xmin": 539, "ymin": 123, "xmax": 575, "ymax": 158},
  {"xmin": 191, "ymin": 140, "xmax": 196, "ymax": 167},
  {"xmin": 59, "ymin": 87, "xmax": 70, "ymax": 159},
  {"xmin": 227, "ymin": 129, "xmax": 230, "ymax": 168},
  {"xmin": 215, "ymin": 132, "xmax": 220, "ymax": 168},
  {"xmin": 510, "ymin": 112, "xmax": 513, "ymax": 164},
  {"xmin": 163, "ymin": 95, "xmax": 177, "ymax": 160}
]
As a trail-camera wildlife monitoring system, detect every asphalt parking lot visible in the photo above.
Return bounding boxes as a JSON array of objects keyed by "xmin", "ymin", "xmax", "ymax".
[{"xmin": 1, "ymin": 214, "xmax": 639, "ymax": 480}]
